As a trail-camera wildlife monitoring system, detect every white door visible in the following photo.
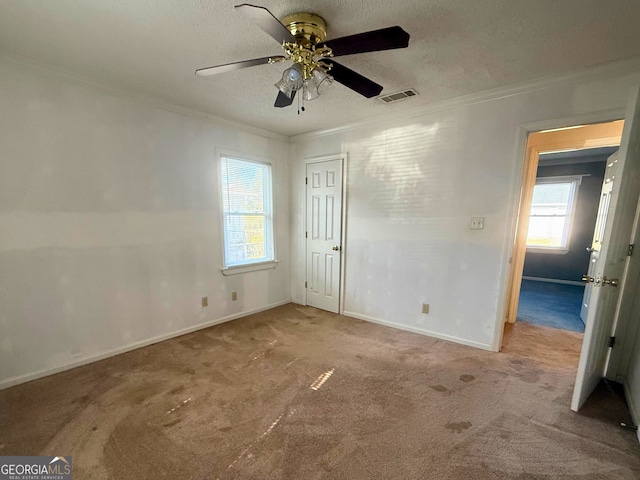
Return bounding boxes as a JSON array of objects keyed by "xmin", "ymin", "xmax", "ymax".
[
  {"xmin": 571, "ymin": 86, "xmax": 640, "ymax": 411},
  {"xmin": 306, "ymin": 158, "xmax": 343, "ymax": 313},
  {"xmin": 580, "ymin": 155, "xmax": 616, "ymax": 322}
]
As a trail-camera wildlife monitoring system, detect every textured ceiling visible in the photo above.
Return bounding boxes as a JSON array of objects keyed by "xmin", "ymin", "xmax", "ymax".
[{"xmin": 2, "ymin": 0, "xmax": 640, "ymax": 136}]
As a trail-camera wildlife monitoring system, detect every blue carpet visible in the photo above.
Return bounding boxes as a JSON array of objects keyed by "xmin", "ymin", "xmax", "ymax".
[{"xmin": 517, "ymin": 279, "xmax": 586, "ymax": 333}]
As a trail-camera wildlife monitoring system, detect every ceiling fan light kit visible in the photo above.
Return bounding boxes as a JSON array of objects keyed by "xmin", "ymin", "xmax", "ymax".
[
  {"xmin": 274, "ymin": 63, "xmax": 304, "ymax": 99},
  {"xmin": 195, "ymin": 4, "xmax": 410, "ymax": 111},
  {"xmin": 303, "ymin": 69, "xmax": 334, "ymax": 101}
]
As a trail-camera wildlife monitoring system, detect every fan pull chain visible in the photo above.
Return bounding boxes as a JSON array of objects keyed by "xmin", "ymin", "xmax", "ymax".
[{"xmin": 297, "ymin": 89, "xmax": 305, "ymax": 114}]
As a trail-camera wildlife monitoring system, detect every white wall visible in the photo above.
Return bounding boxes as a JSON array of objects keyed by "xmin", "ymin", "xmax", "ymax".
[
  {"xmin": 0, "ymin": 58, "xmax": 291, "ymax": 388},
  {"xmin": 290, "ymin": 70, "xmax": 640, "ymax": 351},
  {"xmin": 3, "ymin": 53, "xmax": 640, "ymax": 390}
]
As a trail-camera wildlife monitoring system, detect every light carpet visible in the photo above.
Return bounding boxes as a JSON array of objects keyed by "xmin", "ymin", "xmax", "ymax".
[{"xmin": 1, "ymin": 304, "xmax": 638, "ymax": 479}]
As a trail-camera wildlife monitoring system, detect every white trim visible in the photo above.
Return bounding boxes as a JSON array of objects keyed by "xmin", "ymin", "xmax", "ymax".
[
  {"xmin": 217, "ymin": 150, "xmax": 276, "ymax": 270},
  {"xmin": 622, "ymin": 378, "xmax": 640, "ymax": 445},
  {"xmin": 522, "ymin": 276, "xmax": 584, "ymax": 286},
  {"xmin": 305, "ymin": 153, "xmax": 347, "ymax": 165},
  {"xmin": 222, "ymin": 260, "xmax": 279, "ymax": 275},
  {"xmin": 493, "ymin": 125, "xmax": 531, "ymax": 350},
  {"xmin": 526, "ymin": 247, "xmax": 570, "ymax": 255},
  {"xmin": 0, "ymin": 300, "xmax": 291, "ymax": 391},
  {"xmin": 339, "ymin": 154, "xmax": 349, "ymax": 315},
  {"xmin": 2, "ymin": 54, "xmax": 289, "ymax": 143},
  {"xmin": 535, "ymin": 174, "xmax": 586, "ymax": 184},
  {"xmin": 6, "ymin": 51, "xmax": 637, "ymax": 143},
  {"xmin": 518, "ymin": 109, "xmax": 626, "ymax": 137},
  {"xmin": 290, "ymin": 57, "xmax": 640, "ymax": 143},
  {"xmin": 342, "ymin": 310, "xmax": 496, "ymax": 352},
  {"xmin": 539, "ymin": 157, "xmax": 610, "ymax": 167}
]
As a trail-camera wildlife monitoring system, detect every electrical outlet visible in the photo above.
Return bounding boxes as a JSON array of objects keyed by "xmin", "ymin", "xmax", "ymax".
[
  {"xmin": 470, "ymin": 217, "xmax": 484, "ymax": 230},
  {"xmin": 201, "ymin": 296, "xmax": 208, "ymax": 307},
  {"xmin": 422, "ymin": 303, "xmax": 429, "ymax": 314},
  {"xmin": 231, "ymin": 291, "xmax": 237, "ymax": 301}
]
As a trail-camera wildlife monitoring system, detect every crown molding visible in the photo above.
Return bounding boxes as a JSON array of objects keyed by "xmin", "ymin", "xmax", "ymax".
[
  {"xmin": 4, "ymin": 52, "xmax": 640, "ymax": 146},
  {"xmin": 290, "ymin": 55, "xmax": 640, "ymax": 143},
  {"xmin": 0, "ymin": 53, "xmax": 289, "ymax": 144}
]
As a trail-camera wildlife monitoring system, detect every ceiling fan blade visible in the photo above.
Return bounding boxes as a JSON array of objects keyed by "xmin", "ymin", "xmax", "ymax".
[
  {"xmin": 319, "ymin": 60, "xmax": 383, "ymax": 98},
  {"xmin": 274, "ymin": 90, "xmax": 295, "ymax": 108},
  {"xmin": 319, "ymin": 26, "xmax": 410, "ymax": 57},
  {"xmin": 235, "ymin": 4, "xmax": 296, "ymax": 45},
  {"xmin": 195, "ymin": 56, "xmax": 285, "ymax": 76}
]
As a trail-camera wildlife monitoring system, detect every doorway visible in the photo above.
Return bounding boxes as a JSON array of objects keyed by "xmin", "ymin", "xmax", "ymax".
[
  {"xmin": 516, "ymin": 146, "xmax": 619, "ymax": 334},
  {"xmin": 502, "ymin": 121, "xmax": 624, "ymax": 378},
  {"xmin": 503, "ymin": 87, "xmax": 640, "ymax": 416},
  {"xmin": 505, "ymin": 120, "xmax": 624, "ymax": 329},
  {"xmin": 305, "ymin": 155, "xmax": 346, "ymax": 314}
]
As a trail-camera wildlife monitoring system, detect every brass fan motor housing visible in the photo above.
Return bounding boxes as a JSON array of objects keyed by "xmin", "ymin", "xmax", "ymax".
[{"xmin": 281, "ymin": 12, "xmax": 327, "ymax": 47}]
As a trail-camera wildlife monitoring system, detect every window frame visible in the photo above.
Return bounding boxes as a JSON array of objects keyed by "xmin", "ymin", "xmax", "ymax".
[
  {"xmin": 525, "ymin": 175, "xmax": 582, "ymax": 254},
  {"xmin": 218, "ymin": 150, "xmax": 277, "ymax": 274}
]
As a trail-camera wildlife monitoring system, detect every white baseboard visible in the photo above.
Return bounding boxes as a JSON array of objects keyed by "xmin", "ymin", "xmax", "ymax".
[
  {"xmin": 0, "ymin": 300, "xmax": 291, "ymax": 391},
  {"xmin": 522, "ymin": 276, "xmax": 584, "ymax": 286},
  {"xmin": 341, "ymin": 310, "xmax": 496, "ymax": 352},
  {"xmin": 622, "ymin": 377, "xmax": 640, "ymax": 445}
]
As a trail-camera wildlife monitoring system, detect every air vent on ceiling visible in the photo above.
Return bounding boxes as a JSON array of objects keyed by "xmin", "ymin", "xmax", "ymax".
[{"xmin": 378, "ymin": 88, "xmax": 419, "ymax": 104}]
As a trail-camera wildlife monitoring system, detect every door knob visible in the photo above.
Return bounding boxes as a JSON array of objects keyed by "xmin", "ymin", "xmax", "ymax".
[
  {"xmin": 602, "ymin": 276, "xmax": 619, "ymax": 287},
  {"xmin": 581, "ymin": 275, "xmax": 595, "ymax": 283},
  {"xmin": 586, "ymin": 247, "xmax": 595, "ymax": 253},
  {"xmin": 332, "ymin": 246, "xmax": 340, "ymax": 251}
]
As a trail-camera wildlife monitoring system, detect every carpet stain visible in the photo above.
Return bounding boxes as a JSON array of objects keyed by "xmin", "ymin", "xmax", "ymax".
[
  {"xmin": 207, "ymin": 369, "xmax": 233, "ymax": 385},
  {"xmin": 71, "ymin": 394, "xmax": 91, "ymax": 405},
  {"xmin": 459, "ymin": 374, "xmax": 475, "ymax": 383},
  {"xmin": 517, "ymin": 369, "xmax": 542, "ymax": 384},
  {"xmin": 168, "ymin": 385, "xmax": 185, "ymax": 395},
  {"xmin": 163, "ymin": 418, "xmax": 182, "ymax": 428},
  {"xmin": 430, "ymin": 384, "xmax": 449, "ymax": 393},
  {"xmin": 122, "ymin": 384, "xmax": 164, "ymax": 405},
  {"xmin": 445, "ymin": 421, "xmax": 472, "ymax": 433}
]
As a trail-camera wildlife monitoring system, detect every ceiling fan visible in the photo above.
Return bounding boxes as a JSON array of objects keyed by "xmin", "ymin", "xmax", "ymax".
[{"xmin": 195, "ymin": 4, "xmax": 410, "ymax": 109}]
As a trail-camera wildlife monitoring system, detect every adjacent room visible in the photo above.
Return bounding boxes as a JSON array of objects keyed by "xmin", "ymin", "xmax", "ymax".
[
  {"xmin": 2, "ymin": 1, "xmax": 640, "ymax": 478},
  {"xmin": 517, "ymin": 146, "xmax": 619, "ymax": 333}
]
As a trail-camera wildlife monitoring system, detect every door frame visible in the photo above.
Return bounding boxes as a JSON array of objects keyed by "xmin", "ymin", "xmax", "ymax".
[
  {"xmin": 494, "ymin": 110, "xmax": 626, "ymax": 350},
  {"xmin": 303, "ymin": 153, "xmax": 348, "ymax": 313},
  {"xmin": 607, "ymin": 193, "xmax": 640, "ymax": 382}
]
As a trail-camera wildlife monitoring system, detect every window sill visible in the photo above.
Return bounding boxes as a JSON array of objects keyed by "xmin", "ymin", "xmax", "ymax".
[
  {"xmin": 526, "ymin": 247, "xmax": 569, "ymax": 255},
  {"xmin": 222, "ymin": 260, "xmax": 279, "ymax": 276}
]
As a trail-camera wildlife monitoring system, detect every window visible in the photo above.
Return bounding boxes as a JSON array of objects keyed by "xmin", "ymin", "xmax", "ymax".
[
  {"xmin": 526, "ymin": 176, "xmax": 581, "ymax": 252},
  {"xmin": 220, "ymin": 155, "xmax": 274, "ymax": 268}
]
